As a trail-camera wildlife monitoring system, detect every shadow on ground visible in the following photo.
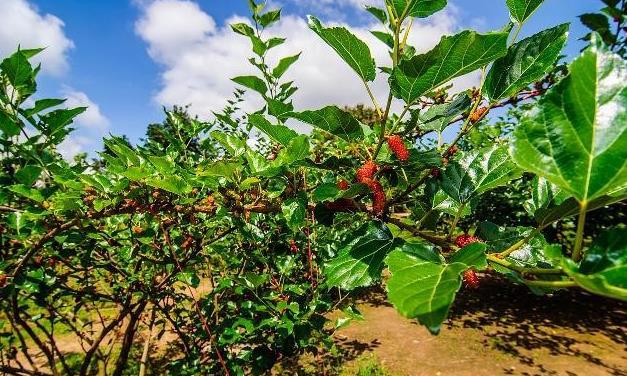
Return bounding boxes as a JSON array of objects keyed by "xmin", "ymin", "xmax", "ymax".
[
  {"xmin": 276, "ymin": 274, "xmax": 627, "ymax": 376},
  {"xmin": 446, "ymin": 274, "xmax": 627, "ymax": 376}
]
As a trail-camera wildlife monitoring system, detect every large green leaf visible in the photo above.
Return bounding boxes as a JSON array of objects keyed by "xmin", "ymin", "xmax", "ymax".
[
  {"xmin": 511, "ymin": 42, "xmax": 627, "ymax": 204},
  {"xmin": 484, "ymin": 23, "xmax": 569, "ymax": 101},
  {"xmin": 248, "ymin": 114, "xmax": 297, "ymax": 146},
  {"xmin": 1, "ymin": 49, "xmax": 36, "ymax": 100},
  {"xmin": 385, "ymin": 244, "xmax": 486, "ymax": 334},
  {"xmin": 291, "ymin": 106, "xmax": 363, "ymax": 141},
  {"xmin": 232, "ymin": 75, "xmax": 268, "ymax": 96},
  {"xmin": 325, "ymin": 222, "xmax": 396, "ymax": 290},
  {"xmin": 561, "ymin": 227, "xmax": 627, "ymax": 301},
  {"xmin": 308, "ymin": 16, "xmax": 376, "ymax": 82},
  {"xmin": 416, "ymin": 93, "xmax": 472, "ymax": 133},
  {"xmin": 391, "ymin": 31, "xmax": 508, "ymax": 104},
  {"xmin": 441, "ymin": 146, "xmax": 522, "ymax": 204},
  {"xmin": 506, "ymin": 0, "xmax": 544, "ymax": 24},
  {"xmin": 389, "ymin": 0, "xmax": 447, "ymax": 19}
]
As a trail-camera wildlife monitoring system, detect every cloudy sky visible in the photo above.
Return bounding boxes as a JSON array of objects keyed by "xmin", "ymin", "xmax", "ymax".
[{"xmin": 0, "ymin": 0, "xmax": 600, "ymax": 157}]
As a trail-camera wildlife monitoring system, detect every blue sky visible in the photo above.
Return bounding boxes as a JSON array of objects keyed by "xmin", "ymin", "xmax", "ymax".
[{"xmin": 0, "ymin": 0, "xmax": 601, "ymax": 156}]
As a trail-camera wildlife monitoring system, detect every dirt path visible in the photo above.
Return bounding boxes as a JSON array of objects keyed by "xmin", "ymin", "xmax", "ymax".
[{"xmin": 324, "ymin": 276, "xmax": 627, "ymax": 376}]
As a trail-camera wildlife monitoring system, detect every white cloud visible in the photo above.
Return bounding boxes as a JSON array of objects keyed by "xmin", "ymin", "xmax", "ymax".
[
  {"xmin": 0, "ymin": 0, "xmax": 74, "ymax": 75},
  {"xmin": 136, "ymin": 0, "xmax": 479, "ymax": 129},
  {"xmin": 57, "ymin": 89, "xmax": 110, "ymax": 159},
  {"xmin": 61, "ymin": 87, "xmax": 110, "ymax": 132}
]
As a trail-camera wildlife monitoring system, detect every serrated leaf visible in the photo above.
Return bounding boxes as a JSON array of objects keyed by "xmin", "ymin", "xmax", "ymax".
[
  {"xmin": 211, "ymin": 131, "xmax": 247, "ymax": 157},
  {"xmin": 258, "ymin": 9, "xmax": 281, "ymax": 28},
  {"xmin": 325, "ymin": 222, "xmax": 396, "ymax": 290},
  {"xmin": 15, "ymin": 165, "xmax": 43, "ymax": 186},
  {"xmin": 441, "ymin": 146, "xmax": 522, "ymax": 204},
  {"xmin": 561, "ymin": 227, "xmax": 626, "ymax": 301},
  {"xmin": 281, "ymin": 198, "xmax": 307, "ymax": 232},
  {"xmin": 449, "ymin": 243, "xmax": 488, "ymax": 269},
  {"xmin": 385, "ymin": 249, "xmax": 469, "ymax": 334},
  {"xmin": 308, "ymin": 16, "xmax": 376, "ymax": 82},
  {"xmin": 506, "ymin": 0, "xmax": 545, "ymax": 24},
  {"xmin": 272, "ymin": 53, "xmax": 301, "ymax": 78},
  {"xmin": 391, "ymin": 30, "xmax": 508, "ymax": 103},
  {"xmin": 485, "ymin": 23, "xmax": 569, "ymax": 101},
  {"xmin": 365, "ymin": 6, "xmax": 388, "ymax": 24},
  {"xmin": 390, "ymin": 0, "xmax": 447, "ymax": 19},
  {"xmin": 511, "ymin": 42, "xmax": 627, "ymax": 204},
  {"xmin": 248, "ymin": 114, "xmax": 297, "ymax": 146},
  {"xmin": 232, "ymin": 75, "xmax": 268, "ymax": 96},
  {"xmin": 291, "ymin": 106, "xmax": 363, "ymax": 141},
  {"xmin": 416, "ymin": 93, "xmax": 472, "ymax": 133},
  {"xmin": 146, "ymin": 176, "xmax": 192, "ymax": 196}
]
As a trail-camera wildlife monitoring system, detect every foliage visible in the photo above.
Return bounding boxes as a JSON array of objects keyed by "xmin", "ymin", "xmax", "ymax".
[{"xmin": 0, "ymin": 0, "xmax": 626, "ymax": 375}]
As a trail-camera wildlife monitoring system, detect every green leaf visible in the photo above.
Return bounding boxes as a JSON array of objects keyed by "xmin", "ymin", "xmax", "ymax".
[
  {"xmin": 272, "ymin": 53, "xmax": 301, "ymax": 78},
  {"xmin": 24, "ymin": 98, "xmax": 66, "ymax": 117},
  {"xmin": 211, "ymin": 131, "xmax": 247, "ymax": 157},
  {"xmin": 308, "ymin": 16, "xmax": 376, "ymax": 82},
  {"xmin": 146, "ymin": 176, "xmax": 192, "ymax": 196},
  {"xmin": 416, "ymin": 92, "xmax": 472, "ymax": 133},
  {"xmin": 325, "ymin": 222, "xmax": 396, "ymax": 290},
  {"xmin": 371, "ymin": 31, "xmax": 394, "ymax": 48},
  {"xmin": 281, "ymin": 198, "xmax": 307, "ymax": 232},
  {"xmin": 248, "ymin": 114, "xmax": 297, "ymax": 146},
  {"xmin": 9, "ymin": 184, "xmax": 45, "ymax": 203},
  {"xmin": 177, "ymin": 271, "xmax": 200, "ymax": 288},
  {"xmin": 561, "ymin": 227, "xmax": 626, "ymax": 301},
  {"xmin": 291, "ymin": 106, "xmax": 363, "ymax": 141},
  {"xmin": 511, "ymin": 42, "xmax": 627, "ymax": 203},
  {"xmin": 385, "ymin": 247, "xmax": 475, "ymax": 334},
  {"xmin": 506, "ymin": 0, "xmax": 544, "ymax": 24},
  {"xmin": 258, "ymin": 9, "xmax": 281, "ymax": 28},
  {"xmin": 365, "ymin": 6, "xmax": 388, "ymax": 24},
  {"xmin": 232, "ymin": 76, "xmax": 268, "ymax": 96},
  {"xmin": 441, "ymin": 146, "xmax": 522, "ymax": 204},
  {"xmin": 0, "ymin": 110, "xmax": 20, "ymax": 137},
  {"xmin": 580, "ymin": 14, "xmax": 615, "ymax": 45},
  {"xmin": 389, "ymin": 0, "xmax": 447, "ymax": 19},
  {"xmin": 1, "ymin": 50, "xmax": 36, "ymax": 99},
  {"xmin": 484, "ymin": 23, "xmax": 569, "ymax": 101},
  {"xmin": 15, "ymin": 165, "xmax": 43, "ymax": 186},
  {"xmin": 274, "ymin": 135, "xmax": 310, "ymax": 165},
  {"xmin": 40, "ymin": 107, "xmax": 87, "ymax": 137},
  {"xmin": 267, "ymin": 98, "xmax": 294, "ymax": 121},
  {"xmin": 391, "ymin": 30, "xmax": 509, "ymax": 103},
  {"xmin": 533, "ymin": 194, "xmax": 625, "ymax": 228},
  {"xmin": 231, "ymin": 22, "xmax": 255, "ymax": 37},
  {"xmin": 449, "ymin": 243, "xmax": 488, "ymax": 269}
]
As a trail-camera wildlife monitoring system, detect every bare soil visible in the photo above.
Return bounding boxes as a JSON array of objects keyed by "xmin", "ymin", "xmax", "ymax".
[{"xmin": 295, "ymin": 275, "xmax": 627, "ymax": 376}]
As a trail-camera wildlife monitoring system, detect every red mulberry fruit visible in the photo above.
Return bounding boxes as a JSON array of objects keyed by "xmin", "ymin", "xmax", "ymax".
[
  {"xmin": 364, "ymin": 179, "xmax": 386, "ymax": 215},
  {"xmin": 463, "ymin": 270, "xmax": 480, "ymax": 289},
  {"xmin": 356, "ymin": 161, "xmax": 378, "ymax": 183},
  {"xmin": 387, "ymin": 135, "xmax": 410, "ymax": 161},
  {"xmin": 337, "ymin": 180, "xmax": 350, "ymax": 190},
  {"xmin": 455, "ymin": 234, "xmax": 484, "ymax": 248}
]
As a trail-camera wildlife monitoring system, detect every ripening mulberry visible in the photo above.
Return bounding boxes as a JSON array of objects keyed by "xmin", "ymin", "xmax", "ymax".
[
  {"xmin": 430, "ymin": 168, "xmax": 441, "ymax": 178},
  {"xmin": 455, "ymin": 234, "xmax": 484, "ymax": 248},
  {"xmin": 446, "ymin": 145, "xmax": 459, "ymax": 157},
  {"xmin": 337, "ymin": 179, "xmax": 350, "ymax": 190},
  {"xmin": 463, "ymin": 270, "xmax": 480, "ymax": 289},
  {"xmin": 0, "ymin": 274, "xmax": 7, "ymax": 288},
  {"xmin": 387, "ymin": 135, "xmax": 410, "ymax": 161},
  {"xmin": 356, "ymin": 160, "xmax": 378, "ymax": 183},
  {"xmin": 364, "ymin": 179, "xmax": 386, "ymax": 215},
  {"xmin": 470, "ymin": 106, "xmax": 488, "ymax": 124},
  {"xmin": 290, "ymin": 239, "xmax": 299, "ymax": 254}
]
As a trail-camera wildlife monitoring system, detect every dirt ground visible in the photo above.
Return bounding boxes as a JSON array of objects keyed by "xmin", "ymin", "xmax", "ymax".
[{"xmin": 299, "ymin": 275, "xmax": 627, "ymax": 376}]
